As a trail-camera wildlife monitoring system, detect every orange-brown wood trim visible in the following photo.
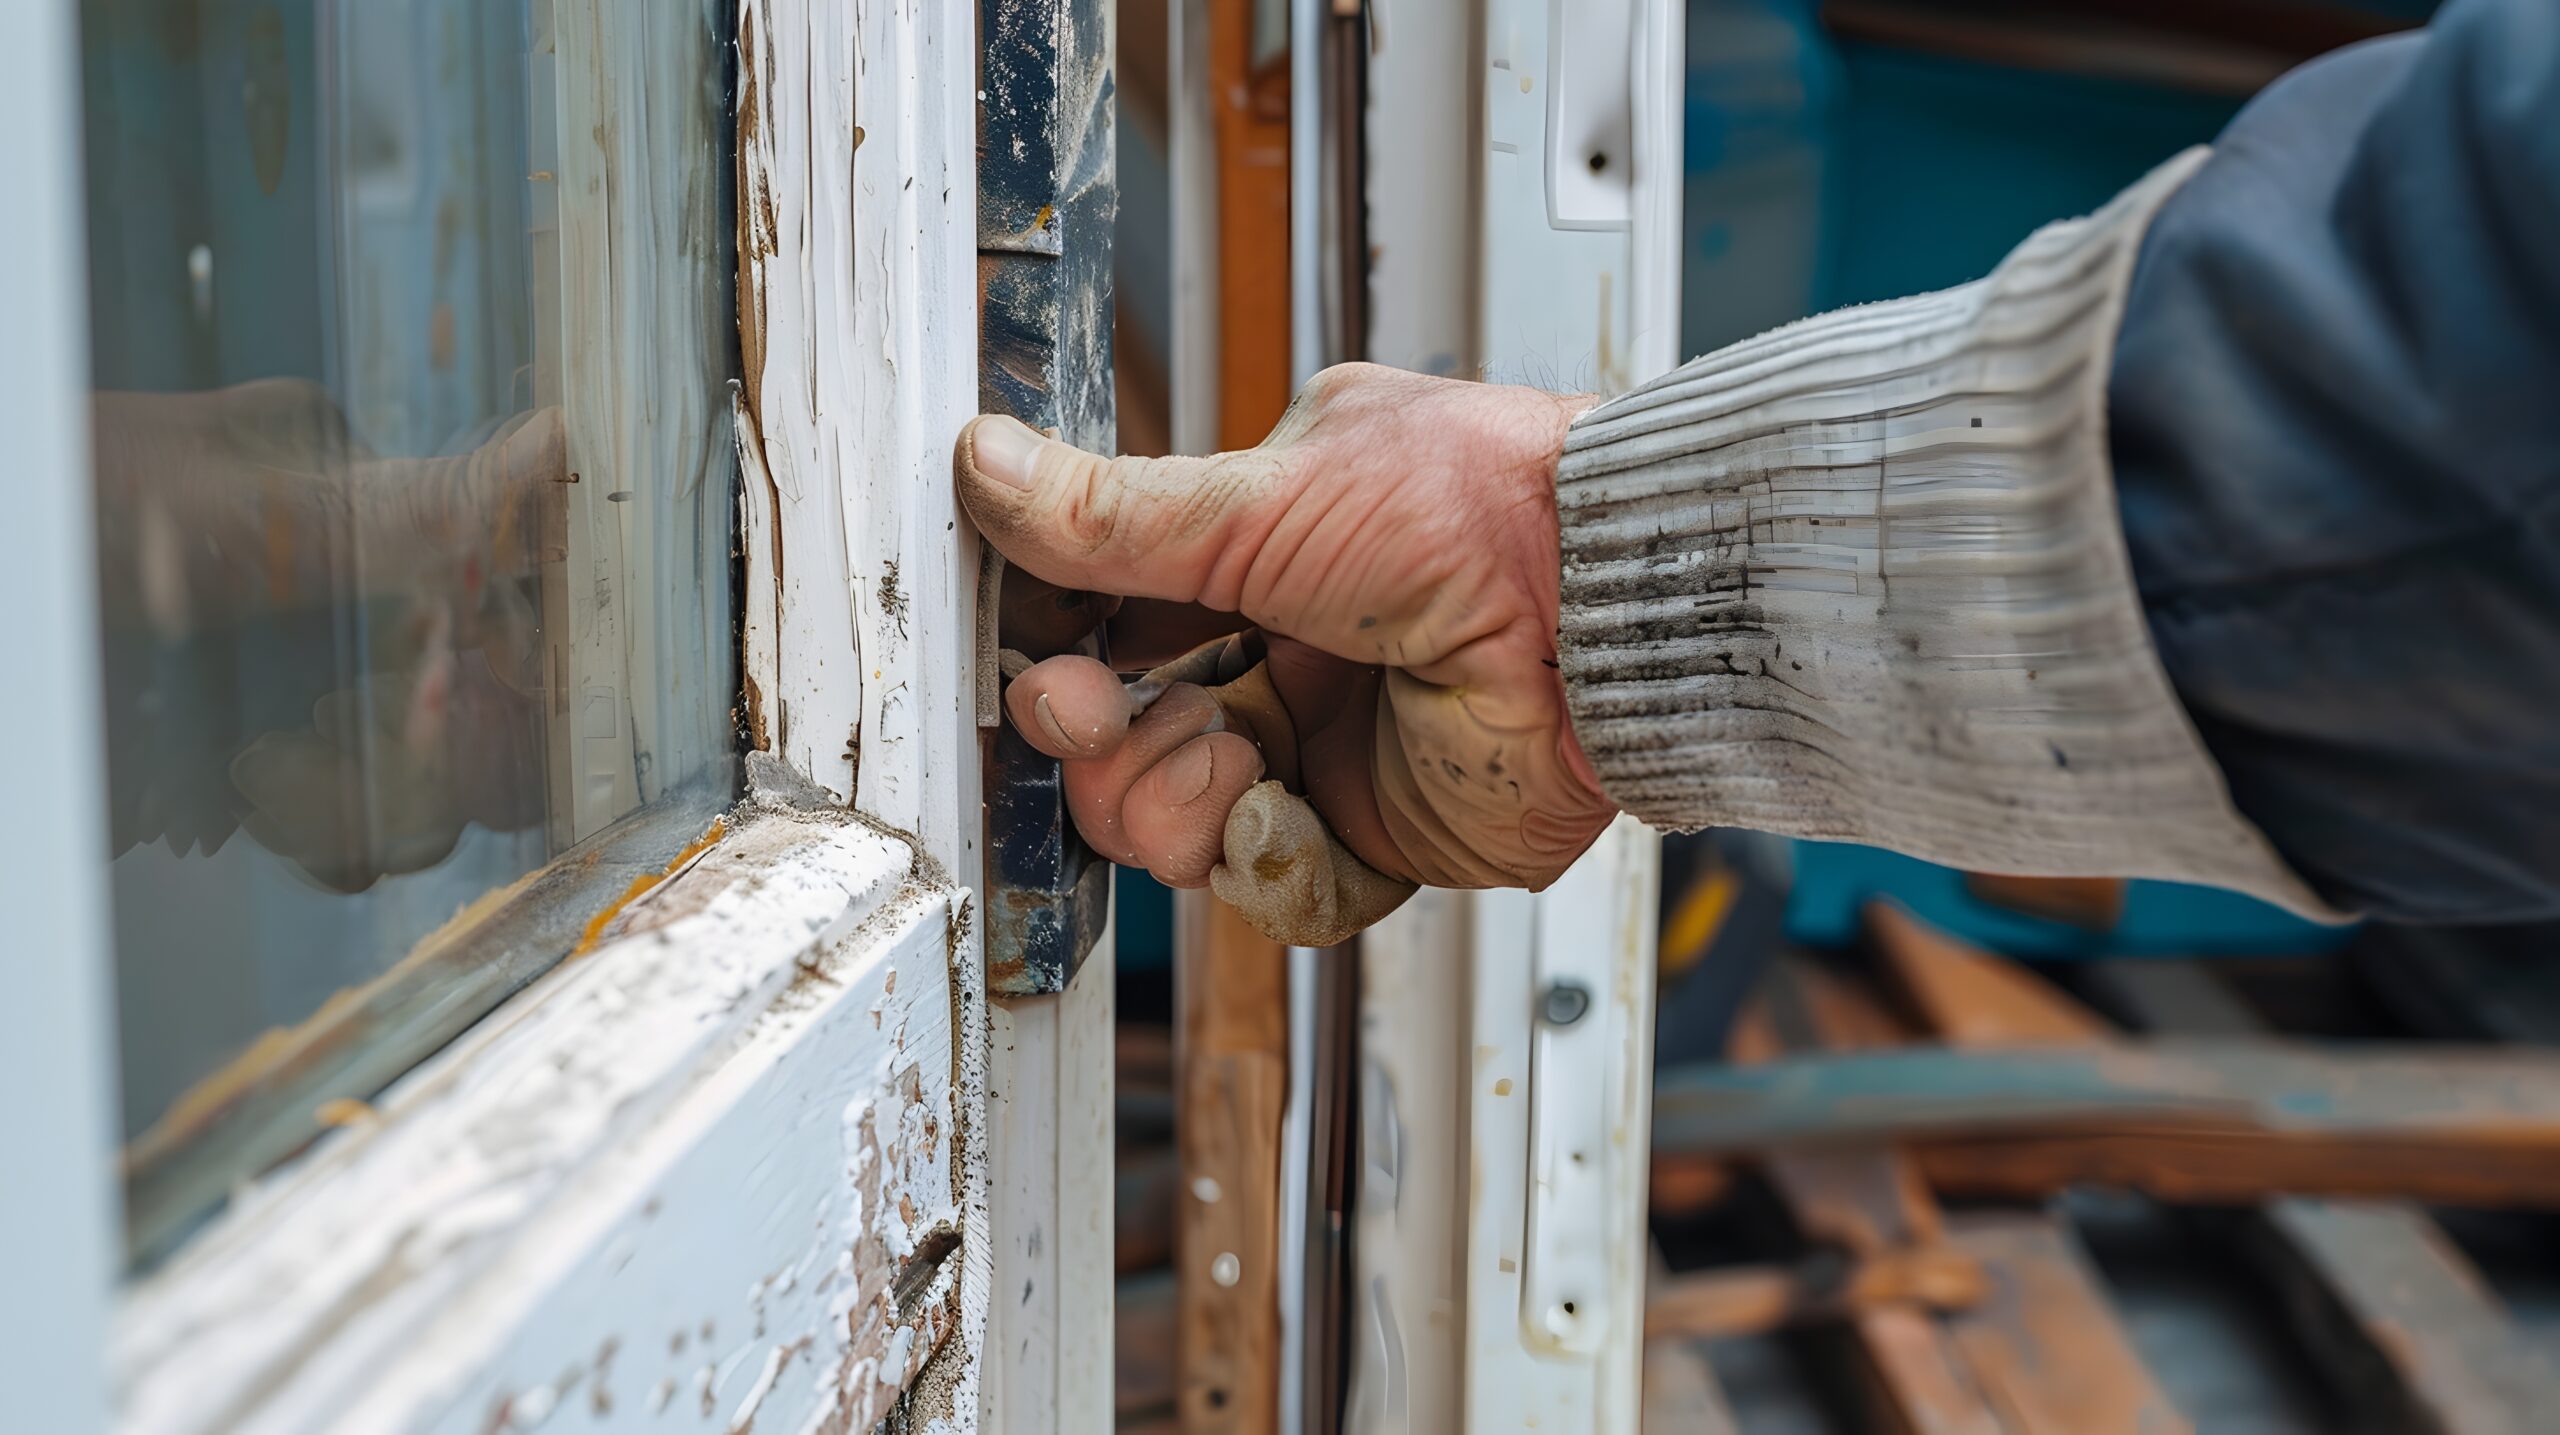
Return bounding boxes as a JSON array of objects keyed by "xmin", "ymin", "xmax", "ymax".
[
  {"xmin": 1209, "ymin": 0, "xmax": 1293, "ymax": 450},
  {"xmin": 1174, "ymin": 890, "xmax": 1288, "ymax": 1432}
]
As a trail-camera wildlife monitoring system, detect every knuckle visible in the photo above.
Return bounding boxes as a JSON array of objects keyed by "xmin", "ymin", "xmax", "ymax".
[{"xmin": 1045, "ymin": 448, "xmax": 1124, "ymax": 554}]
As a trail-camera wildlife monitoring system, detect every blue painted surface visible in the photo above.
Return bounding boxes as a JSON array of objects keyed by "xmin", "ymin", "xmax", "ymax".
[
  {"xmin": 1818, "ymin": 47, "xmax": 2243, "ymax": 309},
  {"xmin": 1783, "ymin": 841, "xmax": 2353, "ymax": 958},
  {"xmin": 1118, "ymin": 868, "xmax": 1176, "ymax": 972}
]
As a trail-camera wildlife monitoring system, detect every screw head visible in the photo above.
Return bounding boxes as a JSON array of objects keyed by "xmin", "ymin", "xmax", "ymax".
[{"xmin": 1539, "ymin": 980, "xmax": 1592, "ymax": 1027}]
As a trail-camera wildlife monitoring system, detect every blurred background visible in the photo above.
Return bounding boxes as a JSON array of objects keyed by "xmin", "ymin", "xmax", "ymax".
[{"xmin": 1106, "ymin": 1, "xmax": 2560, "ymax": 1430}]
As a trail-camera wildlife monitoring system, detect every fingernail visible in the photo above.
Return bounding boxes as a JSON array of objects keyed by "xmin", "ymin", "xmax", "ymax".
[
  {"xmin": 969, "ymin": 416, "xmax": 1043, "ymax": 491},
  {"xmin": 1157, "ymin": 742, "xmax": 1217, "ymax": 806},
  {"xmin": 1030, "ymin": 692, "xmax": 1081, "ymax": 753}
]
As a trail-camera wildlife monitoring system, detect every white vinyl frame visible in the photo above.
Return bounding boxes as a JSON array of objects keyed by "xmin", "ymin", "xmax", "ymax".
[
  {"xmin": 1350, "ymin": 0, "xmax": 1682, "ymax": 1429},
  {"xmin": 0, "ymin": 0, "xmax": 1063, "ymax": 1430}
]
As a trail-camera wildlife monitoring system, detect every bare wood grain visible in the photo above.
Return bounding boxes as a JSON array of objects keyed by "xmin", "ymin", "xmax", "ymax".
[
  {"xmin": 1743, "ymin": 948, "xmax": 2187, "ymax": 1434},
  {"xmin": 1744, "ymin": 962, "xmax": 2002, "ymax": 1435},
  {"xmin": 1882, "ymin": 918, "xmax": 2560, "ymax": 1433},
  {"xmin": 2096, "ymin": 959, "xmax": 2560, "ymax": 1435},
  {"xmin": 1176, "ymin": 892, "xmax": 1287, "ymax": 1432}
]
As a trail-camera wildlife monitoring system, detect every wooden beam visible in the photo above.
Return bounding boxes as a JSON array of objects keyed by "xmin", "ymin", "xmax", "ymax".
[
  {"xmin": 1882, "ymin": 923, "xmax": 2560, "ymax": 1433},
  {"xmin": 1743, "ymin": 962, "xmax": 2004, "ymax": 1435},
  {"xmin": 1174, "ymin": 892, "xmax": 1286, "ymax": 1433},
  {"xmin": 2244, "ymin": 1201, "xmax": 2560, "ymax": 1435},
  {"xmin": 2095, "ymin": 960, "xmax": 2560, "ymax": 1435},
  {"xmin": 1829, "ymin": 921, "xmax": 2188, "ymax": 1431},
  {"xmin": 1657, "ymin": 1039, "xmax": 2560, "ymax": 1202},
  {"xmin": 1742, "ymin": 958, "xmax": 2186, "ymax": 1434},
  {"xmin": 1908, "ymin": 1133, "xmax": 2560, "ymax": 1210},
  {"xmin": 1852, "ymin": 929, "xmax": 2190, "ymax": 1430},
  {"xmin": 1961, "ymin": 876, "xmax": 2126, "ymax": 932},
  {"xmin": 1646, "ymin": 1248, "xmax": 1987, "ymax": 1341},
  {"xmin": 1867, "ymin": 902, "xmax": 2109, "ymax": 1045},
  {"xmin": 1935, "ymin": 1213, "xmax": 2185, "ymax": 1435}
]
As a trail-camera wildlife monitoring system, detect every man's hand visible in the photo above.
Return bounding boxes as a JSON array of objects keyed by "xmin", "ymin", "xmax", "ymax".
[{"xmin": 954, "ymin": 363, "xmax": 1618, "ymax": 943}]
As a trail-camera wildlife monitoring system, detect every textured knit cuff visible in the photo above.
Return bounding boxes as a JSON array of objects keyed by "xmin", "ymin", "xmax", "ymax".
[{"xmin": 1554, "ymin": 149, "xmax": 2344, "ymax": 921}]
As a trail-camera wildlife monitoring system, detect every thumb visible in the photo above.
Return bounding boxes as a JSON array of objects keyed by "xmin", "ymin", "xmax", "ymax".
[{"xmin": 955, "ymin": 414, "xmax": 1293, "ymax": 602}]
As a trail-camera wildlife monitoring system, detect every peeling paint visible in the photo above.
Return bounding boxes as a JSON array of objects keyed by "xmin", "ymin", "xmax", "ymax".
[
  {"xmin": 113, "ymin": 813, "xmax": 968, "ymax": 1435},
  {"xmin": 723, "ymin": 1337, "xmax": 808, "ymax": 1435}
]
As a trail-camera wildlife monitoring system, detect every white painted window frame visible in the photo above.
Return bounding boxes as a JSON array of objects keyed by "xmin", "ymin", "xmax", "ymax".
[
  {"xmin": 0, "ymin": 0, "xmax": 1101, "ymax": 1429},
  {"xmin": 0, "ymin": 2, "xmax": 120, "ymax": 1430}
]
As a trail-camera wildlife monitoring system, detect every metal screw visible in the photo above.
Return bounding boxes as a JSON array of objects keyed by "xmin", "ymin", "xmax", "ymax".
[{"xmin": 1539, "ymin": 979, "xmax": 1591, "ymax": 1027}]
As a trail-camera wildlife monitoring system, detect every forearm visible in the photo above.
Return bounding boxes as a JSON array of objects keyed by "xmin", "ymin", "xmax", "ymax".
[
  {"xmin": 1552, "ymin": 150, "xmax": 2341, "ymax": 920},
  {"xmin": 1558, "ymin": 0, "xmax": 2560, "ymax": 926}
]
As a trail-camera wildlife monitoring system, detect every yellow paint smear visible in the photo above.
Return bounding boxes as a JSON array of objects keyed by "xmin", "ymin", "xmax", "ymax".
[
  {"xmin": 571, "ymin": 816, "xmax": 730, "ymax": 956},
  {"xmin": 1660, "ymin": 867, "xmax": 1739, "ymax": 979},
  {"xmin": 314, "ymin": 1097, "xmax": 377, "ymax": 1128},
  {"xmin": 127, "ymin": 861, "xmax": 564, "ymax": 1173}
]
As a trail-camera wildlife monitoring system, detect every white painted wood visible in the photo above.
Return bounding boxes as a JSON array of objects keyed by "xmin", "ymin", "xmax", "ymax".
[
  {"xmin": 1345, "ymin": 892, "xmax": 1471, "ymax": 1435},
  {"xmin": 1278, "ymin": 945, "xmax": 1322, "ymax": 1434},
  {"xmin": 0, "ymin": 4, "xmax": 118, "ymax": 1428},
  {"xmin": 741, "ymin": 0, "xmax": 995, "ymax": 1417},
  {"xmin": 115, "ymin": 814, "xmax": 971, "ymax": 1434},
  {"xmin": 543, "ymin": 0, "xmax": 638, "ymax": 836},
  {"xmin": 1050, "ymin": 958, "xmax": 1120, "ymax": 1430},
  {"xmin": 1478, "ymin": 0, "xmax": 1681, "ymax": 394},
  {"xmin": 1351, "ymin": 2, "xmax": 1679, "ymax": 1428},
  {"xmin": 837, "ymin": 0, "xmax": 986, "ymax": 876},
  {"xmin": 543, "ymin": 0, "xmax": 740, "ymax": 838},
  {"xmin": 1362, "ymin": 0, "xmax": 1477, "ymax": 380},
  {"xmin": 982, "ymin": 936, "xmax": 1118, "ymax": 1435},
  {"xmin": 1477, "ymin": 819, "xmax": 1658, "ymax": 1429},
  {"xmin": 1630, "ymin": 0, "xmax": 1687, "ymax": 377},
  {"xmin": 1352, "ymin": 827, "xmax": 1660, "ymax": 1435},
  {"xmin": 735, "ymin": 0, "xmax": 864, "ymax": 803}
]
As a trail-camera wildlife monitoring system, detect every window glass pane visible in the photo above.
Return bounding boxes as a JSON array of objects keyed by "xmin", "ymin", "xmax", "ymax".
[{"xmin": 81, "ymin": 0, "xmax": 738, "ymax": 1262}]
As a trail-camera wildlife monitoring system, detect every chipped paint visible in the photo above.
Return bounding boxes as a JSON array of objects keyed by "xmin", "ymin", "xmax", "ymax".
[
  {"xmin": 723, "ymin": 1336, "xmax": 808, "ymax": 1434},
  {"xmin": 113, "ymin": 807, "xmax": 977, "ymax": 1435}
]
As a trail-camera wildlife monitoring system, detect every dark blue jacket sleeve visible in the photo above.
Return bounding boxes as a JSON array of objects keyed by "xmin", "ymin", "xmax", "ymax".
[{"xmin": 2108, "ymin": 0, "xmax": 2560, "ymax": 924}]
